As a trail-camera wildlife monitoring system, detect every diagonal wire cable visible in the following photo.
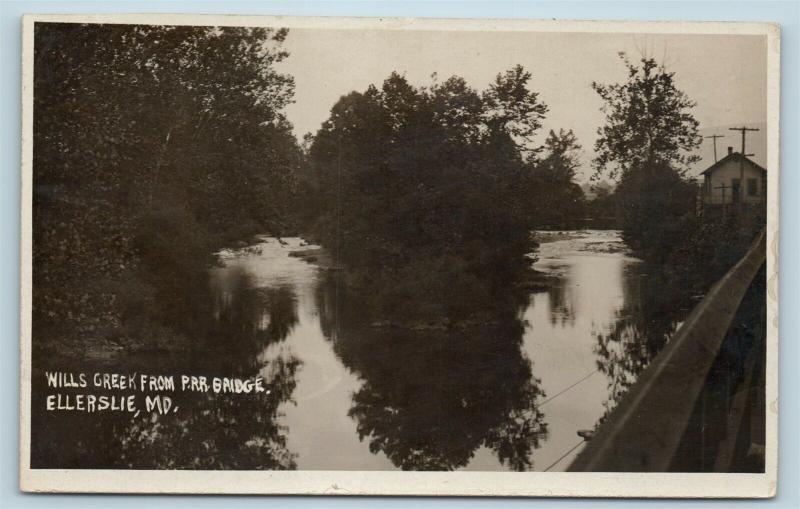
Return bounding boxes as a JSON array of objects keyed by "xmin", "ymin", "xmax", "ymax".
[
  {"xmin": 538, "ymin": 367, "xmax": 600, "ymax": 407},
  {"xmin": 543, "ymin": 439, "xmax": 586, "ymax": 472},
  {"xmin": 537, "ymin": 367, "xmax": 603, "ymax": 472}
]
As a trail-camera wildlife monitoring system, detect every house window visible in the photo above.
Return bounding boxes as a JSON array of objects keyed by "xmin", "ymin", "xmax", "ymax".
[{"xmin": 747, "ymin": 178, "xmax": 758, "ymax": 196}]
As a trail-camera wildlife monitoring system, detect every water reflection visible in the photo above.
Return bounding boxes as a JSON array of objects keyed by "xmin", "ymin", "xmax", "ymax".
[
  {"xmin": 518, "ymin": 230, "xmax": 683, "ymax": 470},
  {"xmin": 31, "ymin": 356, "xmax": 300, "ymax": 470},
  {"xmin": 207, "ymin": 267, "xmax": 299, "ymax": 366},
  {"xmin": 328, "ymin": 316, "xmax": 547, "ymax": 470},
  {"xmin": 308, "ymin": 251, "xmax": 550, "ymax": 471},
  {"xmin": 116, "ymin": 355, "xmax": 300, "ymax": 470},
  {"xmin": 545, "ymin": 280, "xmax": 576, "ymax": 327},
  {"xmin": 32, "ymin": 232, "xmax": 687, "ymax": 471},
  {"xmin": 593, "ymin": 263, "xmax": 691, "ymax": 415},
  {"xmin": 31, "ymin": 245, "xmax": 302, "ymax": 469}
]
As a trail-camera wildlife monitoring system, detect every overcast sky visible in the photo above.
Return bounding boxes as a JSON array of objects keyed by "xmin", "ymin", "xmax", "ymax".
[{"xmin": 277, "ymin": 29, "xmax": 767, "ymax": 182}]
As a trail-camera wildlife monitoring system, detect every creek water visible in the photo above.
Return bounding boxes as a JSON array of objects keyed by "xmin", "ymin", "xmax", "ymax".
[{"xmin": 31, "ymin": 231, "xmax": 685, "ymax": 471}]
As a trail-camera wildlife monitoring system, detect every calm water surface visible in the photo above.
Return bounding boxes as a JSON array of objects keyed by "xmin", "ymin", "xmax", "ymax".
[
  {"xmin": 33, "ymin": 230, "xmax": 684, "ymax": 471},
  {"xmin": 212, "ymin": 231, "xmax": 646, "ymax": 471}
]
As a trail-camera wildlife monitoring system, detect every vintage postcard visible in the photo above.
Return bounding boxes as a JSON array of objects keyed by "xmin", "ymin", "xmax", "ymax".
[{"xmin": 19, "ymin": 14, "xmax": 779, "ymax": 497}]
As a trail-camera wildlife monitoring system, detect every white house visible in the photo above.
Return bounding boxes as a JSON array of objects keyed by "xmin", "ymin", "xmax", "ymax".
[{"xmin": 701, "ymin": 147, "xmax": 767, "ymax": 205}]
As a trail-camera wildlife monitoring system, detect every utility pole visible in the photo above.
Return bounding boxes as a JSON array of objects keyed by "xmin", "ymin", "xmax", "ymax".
[
  {"xmin": 705, "ymin": 134, "xmax": 725, "ymax": 162},
  {"xmin": 729, "ymin": 126, "xmax": 759, "ymax": 207},
  {"xmin": 716, "ymin": 183, "xmax": 731, "ymax": 220}
]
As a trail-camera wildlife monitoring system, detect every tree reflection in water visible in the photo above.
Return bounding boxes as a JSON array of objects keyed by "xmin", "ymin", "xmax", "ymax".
[
  {"xmin": 545, "ymin": 280, "xmax": 576, "ymax": 327},
  {"xmin": 593, "ymin": 263, "xmax": 690, "ymax": 418},
  {"xmin": 31, "ymin": 268, "xmax": 301, "ymax": 469},
  {"xmin": 207, "ymin": 267, "xmax": 300, "ymax": 368},
  {"xmin": 116, "ymin": 355, "xmax": 300, "ymax": 469},
  {"xmin": 317, "ymin": 277, "xmax": 548, "ymax": 471}
]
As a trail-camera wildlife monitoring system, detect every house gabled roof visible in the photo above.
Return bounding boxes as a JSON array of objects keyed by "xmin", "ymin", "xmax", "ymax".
[{"xmin": 700, "ymin": 152, "xmax": 767, "ymax": 176}]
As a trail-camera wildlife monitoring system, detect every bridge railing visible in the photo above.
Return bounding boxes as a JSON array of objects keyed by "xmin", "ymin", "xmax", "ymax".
[{"xmin": 568, "ymin": 228, "xmax": 767, "ymax": 472}]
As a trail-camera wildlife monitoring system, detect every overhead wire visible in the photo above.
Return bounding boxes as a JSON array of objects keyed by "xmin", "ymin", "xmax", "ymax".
[
  {"xmin": 537, "ymin": 367, "xmax": 602, "ymax": 472},
  {"xmin": 543, "ymin": 439, "xmax": 586, "ymax": 472},
  {"xmin": 538, "ymin": 367, "xmax": 600, "ymax": 407}
]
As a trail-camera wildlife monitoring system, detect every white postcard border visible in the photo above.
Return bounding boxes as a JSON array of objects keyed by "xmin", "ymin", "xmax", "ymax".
[{"xmin": 19, "ymin": 13, "xmax": 780, "ymax": 498}]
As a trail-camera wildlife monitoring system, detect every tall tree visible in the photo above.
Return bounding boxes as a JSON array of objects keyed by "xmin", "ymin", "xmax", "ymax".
[
  {"xmin": 537, "ymin": 129, "xmax": 583, "ymax": 183},
  {"xmin": 591, "ymin": 53, "xmax": 701, "ymax": 181},
  {"xmin": 483, "ymin": 65, "xmax": 549, "ymax": 155},
  {"xmin": 591, "ymin": 53, "xmax": 701, "ymax": 260},
  {"xmin": 526, "ymin": 129, "xmax": 586, "ymax": 228}
]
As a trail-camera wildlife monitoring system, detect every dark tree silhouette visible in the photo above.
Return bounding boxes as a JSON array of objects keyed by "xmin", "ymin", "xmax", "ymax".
[
  {"xmin": 32, "ymin": 23, "xmax": 302, "ymax": 355},
  {"xmin": 526, "ymin": 129, "xmax": 587, "ymax": 229},
  {"xmin": 590, "ymin": 54, "xmax": 702, "ymax": 263},
  {"xmin": 306, "ymin": 69, "xmax": 551, "ymax": 324},
  {"xmin": 333, "ymin": 321, "xmax": 547, "ymax": 471},
  {"xmin": 591, "ymin": 53, "xmax": 702, "ymax": 181}
]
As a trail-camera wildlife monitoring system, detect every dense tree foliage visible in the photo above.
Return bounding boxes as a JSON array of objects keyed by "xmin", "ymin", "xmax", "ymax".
[
  {"xmin": 592, "ymin": 53, "xmax": 702, "ymax": 181},
  {"xmin": 591, "ymin": 54, "xmax": 702, "ymax": 262},
  {"xmin": 305, "ymin": 68, "xmax": 573, "ymax": 323},
  {"xmin": 612, "ymin": 161, "xmax": 698, "ymax": 261},
  {"xmin": 33, "ymin": 23, "xmax": 302, "ymax": 353},
  {"xmin": 526, "ymin": 129, "xmax": 587, "ymax": 228}
]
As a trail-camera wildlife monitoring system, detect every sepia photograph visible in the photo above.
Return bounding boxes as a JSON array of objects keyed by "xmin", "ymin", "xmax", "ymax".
[{"xmin": 19, "ymin": 14, "xmax": 779, "ymax": 497}]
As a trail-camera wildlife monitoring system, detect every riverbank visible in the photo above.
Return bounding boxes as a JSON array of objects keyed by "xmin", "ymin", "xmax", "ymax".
[
  {"xmin": 33, "ymin": 232, "xmax": 278, "ymax": 363},
  {"xmin": 295, "ymin": 234, "xmax": 570, "ymax": 331},
  {"xmin": 36, "ymin": 230, "xmax": 630, "ymax": 362},
  {"xmin": 33, "ymin": 315, "xmax": 193, "ymax": 364},
  {"xmin": 287, "ymin": 246, "xmax": 338, "ymax": 270}
]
